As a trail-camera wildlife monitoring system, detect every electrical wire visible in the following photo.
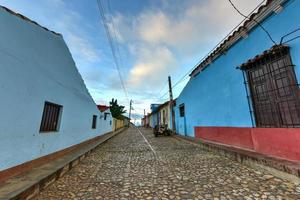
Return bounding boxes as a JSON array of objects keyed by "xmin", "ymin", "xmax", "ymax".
[
  {"xmin": 157, "ymin": 81, "xmax": 168, "ymax": 96},
  {"xmin": 107, "ymin": 0, "xmax": 127, "ymax": 77},
  {"xmin": 227, "ymin": 0, "xmax": 276, "ymax": 45},
  {"xmin": 96, "ymin": 0, "xmax": 129, "ymax": 103},
  {"xmin": 157, "ymin": 91, "xmax": 169, "ymax": 101},
  {"xmin": 163, "ymin": 0, "xmax": 268, "ymax": 97},
  {"xmin": 282, "ymin": 36, "xmax": 300, "ymax": 44},
  {"xmin": 280, "ymin": 27, "xmax": 300, "ymax": 44},
  {"xmin": 172, "ymin": 74, "xmax": 190, "ymax": 90}
]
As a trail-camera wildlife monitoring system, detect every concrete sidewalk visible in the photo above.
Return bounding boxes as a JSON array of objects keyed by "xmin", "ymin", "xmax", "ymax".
[{"xmin": 0, "ymin": 128, "xmax": 127, "ymax": 200}]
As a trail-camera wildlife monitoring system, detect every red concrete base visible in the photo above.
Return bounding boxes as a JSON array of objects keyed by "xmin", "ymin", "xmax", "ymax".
[{"xmin": 195, "ymin": 127, "xmax": 300, "ymax": 163}]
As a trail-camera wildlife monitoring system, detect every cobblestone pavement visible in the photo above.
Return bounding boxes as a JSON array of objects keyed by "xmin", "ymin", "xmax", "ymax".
[{"xmin": 38, "ymin": 127, "xmax": 300, "ymax": 199}]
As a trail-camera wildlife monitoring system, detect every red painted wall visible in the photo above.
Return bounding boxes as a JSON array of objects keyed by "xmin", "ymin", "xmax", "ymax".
[
  {"xmin": 194, "ymin": 127, "xmax": 254, "ymax": 150},
  {"xmin": 195, "ymin": 127, "xmax": 300, "ymax": 162}
]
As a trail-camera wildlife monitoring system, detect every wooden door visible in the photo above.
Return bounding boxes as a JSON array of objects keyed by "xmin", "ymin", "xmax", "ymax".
[{"xmin": 247, "ymin": 49, "xmax": 300, "ymax": 127}]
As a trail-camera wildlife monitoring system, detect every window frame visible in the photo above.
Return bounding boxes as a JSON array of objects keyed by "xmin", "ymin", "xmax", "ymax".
[
  {"xmin": 40, "ymin": 101, "xmax": 63, "ymax": 133},
  {"xmin": 104, "ymin": 113, "xmax": 110, "ymax": 121},
  {"xmin": 179, "ymin": 104, "xmax": 185, "ymax": 117},
  {"xmin": 241, "ymin": 46, "xmax": 300, "ymax": 128},
  {"xmin": 92, "ymin": 115, "xmax": 97, "ymax": 129}
]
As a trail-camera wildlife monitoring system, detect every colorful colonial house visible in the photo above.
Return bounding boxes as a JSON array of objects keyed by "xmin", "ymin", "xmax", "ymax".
[
  {"xmin": 149, "ymin": 104, "xmax": 160, "ymax": 128},
  {"xmin": 174, "ymin": 0, "xmax": 300, "ymax": 162},
  {"xmin": 0, "ymin": 6, "xmax": 113, "ymax": 177},
  {"xmin": 143, "ymin": 113, "xmax": 150, "ymax": 128},
  {"xmin": 157, "ymin": 101, "xmax": 173, "ymax": 130},
  {"xmin": 97, "ymin": 105, "xmax": 113, "ymax": 133}
]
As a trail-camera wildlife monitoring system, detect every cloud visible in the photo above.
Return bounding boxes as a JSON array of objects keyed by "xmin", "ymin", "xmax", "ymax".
[
  {"xmin": 136, "ymin": 0, "xmax": 262, "ymax": 49},
  {"xmin": 44, "ymin": 2, "xmax": 101, "ymax": 65},
  {"xmin": 0, "ymin": 0, "xmax": 263, "ymax": 119},
  {"xmin": 111, "ymin": 0, "xmax": 262, "ymax": 95},
  {"xmin": 128, "ymin": 46, "xmax": 176, "ymax": 89},
  {"xmin": 137, "ymin": 11, "xmax": 170, "ymax": 44},
  {"xmin": 67, "ymin": 34, "xmax": 100, "ymax": 63},
  {"xmin": 102, "ymin": 0, "xmax": 263, "ymax": 119},
  {"xmin": 107, "ymin": 14, "xmax": 125, "ymax": 43},
  {"xmin": 0, "ymin": 0, "xmax": 102, "ymax": 80}
]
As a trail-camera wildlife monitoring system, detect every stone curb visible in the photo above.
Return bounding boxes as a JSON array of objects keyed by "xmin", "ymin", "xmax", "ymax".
[
  {"xmin": 0, "ymin": 128, "xmax": 127, "ymax": 200},
  {"xmin": 173, "ymin": 134, "xmax": 300, "ymax": 184}
]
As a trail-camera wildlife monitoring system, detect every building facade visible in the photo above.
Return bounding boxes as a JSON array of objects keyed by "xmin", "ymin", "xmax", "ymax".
[
  {"xmin": 143, "ymin": 113, "xmax": 150, "ymax": 127},
  {"xmin": 149, "ymin": 104, "xmax": 160, "ymax": 128},
  {"xmin": 174, "ymin": 0, "xmax": 300, "ymax": 162},
  {"xmin": 0, "ymin": 6, "xmax": 111, "ymax": 172},
  {"xmin": 157, "ymin": 101, "xmax": 173, "ymax": 130},
  {"xmin": 97, "ymin": 105, "xmax": 113, "ymax": 133}
]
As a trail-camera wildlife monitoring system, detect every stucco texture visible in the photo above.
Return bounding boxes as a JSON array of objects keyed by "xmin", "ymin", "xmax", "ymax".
[
  {"xmin": 174, "ymin": 0, "xmax": 300, "ymax": 137},
  {"xmin": 0, "ymin": 7, "xmax": 112, "ymax": 171}
]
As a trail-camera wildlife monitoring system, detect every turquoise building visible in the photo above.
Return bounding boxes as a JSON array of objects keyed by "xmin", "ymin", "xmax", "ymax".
[{"xmin": 174, "ymin": 0, "xmax": 300, "ymax": 137}]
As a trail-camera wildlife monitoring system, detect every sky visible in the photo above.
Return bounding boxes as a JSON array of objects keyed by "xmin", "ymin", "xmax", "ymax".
[{"xmin": 0, "ymin": 0, "xmax": 264, "ymax": 123}]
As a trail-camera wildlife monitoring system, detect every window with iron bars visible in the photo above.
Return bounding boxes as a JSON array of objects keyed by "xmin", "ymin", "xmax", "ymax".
[
  {"xmin": 40, "ymin": 102, "xmax": 62, "ymax": 132},
  {"xmin": 92, "ymin": 115, "xmax": 97, "ymax": 129},
  {"xmin": 241, "ymin": 45, "xmax": 300, "ymax": 128},
  {"xmin": 179, "ymin": 104, "xmax": 185, "ymax": 117}
]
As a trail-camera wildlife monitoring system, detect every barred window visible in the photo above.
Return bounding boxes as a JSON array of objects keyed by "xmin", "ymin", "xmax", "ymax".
[
  {"xmin": 92, "ymin": 115, "xmax": 97, "ymax": 129},
  {"xmin": 242, "ymin": 46, "xmax": 300, "ymax": 127},
  {"xmin": 104, "ymin": 113, "xmax": 110, "ymax": 120},
  {"xmin": 40, "ymin": 102, "xmax": 62, "ymax": 132},
  {"xmin": 179, "ymin": 104, "xmax": 185, "ymax": 117}
]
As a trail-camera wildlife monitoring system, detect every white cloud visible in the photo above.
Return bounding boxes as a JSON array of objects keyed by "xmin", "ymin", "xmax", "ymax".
[
  {"xmin": 0, "ymin": 0, "xmax": 264, "ymax": 118},
  {"xmin": 110, "ymin": 0, "xmax": 262, "ymax": 95},
  {"xmin": 136, "ymin": 0, "xmax": 262, "ymax": 48},
  {"xmin": 128, "ymin": 46, "xmax": 176, "ymax": 89},
  {"xmin": 67, "ymin": 34, "xmax": 100, "ymax": 63},
  {"xmin": 0, "ymin": 0, "xmax": 101, "ymax": 67},
  {"xmin": 137, "ymin": 11, "xmax": 170, "ymax": 44},
  {"xmin": 107, "ymin": 14, "xmax": 125, "ymax": 43}
]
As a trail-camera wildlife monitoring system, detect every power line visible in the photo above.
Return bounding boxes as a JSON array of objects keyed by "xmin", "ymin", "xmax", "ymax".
[
  {"xmin": 159, "ymin": 0, "xmax": 271, "ymax": 99},
  {"xmin": 106, "ymin": 0, "xmax": 127, "ymax": 77},
  {"xmin": 96, "ymin": 0, "xmax": 129, "ymax": 103},
  {"xmin": 283, "ymin": 35, "xmax": 300, "ymax": 44},
  {"xmin": 280, "ymin": 27, "xmax": 300, "ymax": 44},
  {"xmin": 157, "ymin": 72, "xmax": 190, "ymax": 102},
  {"xmin": 157, "ymin": 91, "xmax": 169, "ymax": 101},
  {"xmin": 172, "ymin": 72, "xmax": 190, "ymax": 89},
  {"xmin": 157, "ymin": 81, "xmax": 168, "ymax": 96},
  {"xmin": 227, "ymin": 0, "xmax": 276, "ymax": 45}
]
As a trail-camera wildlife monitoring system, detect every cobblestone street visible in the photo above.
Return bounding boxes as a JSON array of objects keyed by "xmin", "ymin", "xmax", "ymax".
[{"xmin": 38, "ymin": 127, "xmax": 300, "ymax": 199}]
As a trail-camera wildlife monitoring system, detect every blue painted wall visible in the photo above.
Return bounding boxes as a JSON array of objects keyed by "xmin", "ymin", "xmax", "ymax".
[
  {"xmin": 149, "ymin": 104, "xmax": 160, "ymax": 128},
  {"xmin": 174, "ymin": 0, "xmax": 300, "ymax": 137},
  {"xmin": 150, "ymin": 112, "xmax": 159, "ymax": 128},
  {"xmin": 0, "ymin": 7, "xmax": 112, "ymax": 171},
  {"xmin": 151, "ymin": 104, "xmax": 160, "ymax": 113}
]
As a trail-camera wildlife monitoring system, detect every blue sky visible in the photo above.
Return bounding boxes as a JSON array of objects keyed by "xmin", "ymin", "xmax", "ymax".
[{"xmin": 0, "ymin": 0, "xmax": 263, "ymax": 122}]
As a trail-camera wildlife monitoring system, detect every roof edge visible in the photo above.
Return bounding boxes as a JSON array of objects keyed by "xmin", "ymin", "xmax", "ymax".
[
  {"xmin": 190, "ymin": 0, "xmax": 288, "ymax": 77},
  {"xmin": 0, "ymin": 5, "xmax": 62, "ymax": 36},
  {"xmin": 240, "ymin": 44, "xmax": 290, "ymax": 69}
]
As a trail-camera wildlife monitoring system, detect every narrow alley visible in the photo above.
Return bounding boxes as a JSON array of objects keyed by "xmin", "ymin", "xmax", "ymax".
[{"xmin": 38, "ymin": 127, "xmax": 300, "ymax": 199}]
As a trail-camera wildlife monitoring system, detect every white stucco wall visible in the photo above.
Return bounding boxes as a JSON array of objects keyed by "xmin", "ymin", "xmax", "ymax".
[
  {"xmin": 0, "ymin": 7, "xmax": 112, "ymax": 171},
  {"xmin": 99, "ymin": 109, "xmax": 113, "ymax": 134}
]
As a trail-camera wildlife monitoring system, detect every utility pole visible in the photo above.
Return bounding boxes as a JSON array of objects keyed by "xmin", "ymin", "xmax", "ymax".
[
  {"xmin": 143, "ymin": 109, "xmax": 146, "ymax": 127},
  {"xmin": 168, "ymin": 76, "xmax": 176, "ymax": 133},
  {"xmin": 129, "ymin": 100, "xmax": 132, "ymax": 121},
  {"xmin": 168, "ymin": 76, "xmax": 173, "ymax": 101}
]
